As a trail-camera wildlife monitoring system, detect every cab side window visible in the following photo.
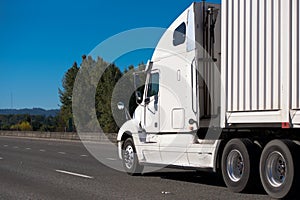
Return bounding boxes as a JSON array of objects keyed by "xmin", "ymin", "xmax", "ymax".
[
  {"xmin": 147, "ymin": 73, "xmax": 159, "ymax": 97},
  {"xmin": 173, "ymin": 22, "xmax": 186, "ymax": 46}
]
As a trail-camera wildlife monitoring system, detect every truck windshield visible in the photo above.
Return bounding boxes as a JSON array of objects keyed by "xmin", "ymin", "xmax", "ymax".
[{"xmin": 147, "ymin": 73, "xmax": 159, "ymax": 97}]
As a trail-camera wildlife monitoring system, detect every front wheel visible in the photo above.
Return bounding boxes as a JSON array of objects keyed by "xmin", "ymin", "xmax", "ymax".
[
  {"xmin": 122, "ymin": 138, "xmax": 144, "ymax": 175},
  {"xmin": 259, "ymin": 140, "xmax": 300, "ymax": 199}
]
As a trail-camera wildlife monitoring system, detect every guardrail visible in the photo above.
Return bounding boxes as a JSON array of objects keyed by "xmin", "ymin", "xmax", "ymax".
[{"xmin": 0, "ymin": 131, "xmax": 117, "ymax": 143}]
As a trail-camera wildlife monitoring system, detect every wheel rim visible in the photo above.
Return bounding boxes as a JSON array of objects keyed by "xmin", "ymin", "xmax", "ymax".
[
  {"xmin": 265, "ymin": 151, "xmax": 287, "ymax": 187},
  {"xmin": 124, "ymin": 145, "xmax": 134, "ymax": 169},
  {"xmin": 226, "ymin": 149, "xmax": 244, "ymax": 182}
]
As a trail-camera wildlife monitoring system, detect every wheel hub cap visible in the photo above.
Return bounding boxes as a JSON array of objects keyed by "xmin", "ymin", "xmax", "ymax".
[
  {"xmin": 124, "ymin": 145, "xmax": 134, "ymax": 169},
  {"xmin": 265, "ymin": 151, "xmax": 287, "ymax": 187},
  {"xmin": 226, "ymin": 149, "xmax": 244, "ymax": 182}
]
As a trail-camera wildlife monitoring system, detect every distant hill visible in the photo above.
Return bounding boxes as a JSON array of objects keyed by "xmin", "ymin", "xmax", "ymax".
[{"xmin": 0, "ymin": 108, "xmax": 59, "ymax": 117}]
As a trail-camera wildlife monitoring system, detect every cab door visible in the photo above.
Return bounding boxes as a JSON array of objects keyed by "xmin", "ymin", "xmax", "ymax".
[
  {"xmin": 138, "ymin": 70, "xmax": 161, "ymax": 163},
  {"xmin": 143, "ymin": 70, "xmax": 160, "ymax": 133}
]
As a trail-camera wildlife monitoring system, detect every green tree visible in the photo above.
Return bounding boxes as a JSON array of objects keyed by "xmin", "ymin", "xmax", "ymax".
[
  {"xmin": 95, "ymin": 63, "xmax": 122, "ymax": 133},
  {"xmin": 71, "ymin": 55, "xmax": 98, "ymax": 132},
  {"xmin": 59, "ymin": 55, "xmax": 145, "ymax": 134},
  {"xmin": 59, "ymin": 62, "xmax": 79, "ymax": 131}
]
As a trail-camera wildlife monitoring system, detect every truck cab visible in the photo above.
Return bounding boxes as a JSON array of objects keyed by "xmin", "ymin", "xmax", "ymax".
[{"xmin": 117, "ymin": 1, "xmax": 221, "ymax": 172}]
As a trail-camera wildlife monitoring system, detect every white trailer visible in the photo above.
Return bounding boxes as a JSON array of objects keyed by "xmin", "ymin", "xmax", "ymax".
[{"xmin": 117, "ymin": 1, "xmax": 300, "ymax": 199}]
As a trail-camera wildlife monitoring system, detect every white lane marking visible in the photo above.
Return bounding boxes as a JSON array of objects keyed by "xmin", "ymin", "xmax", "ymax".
[
  {"xmin": 55, "ymin": 170, "xmax": 93, "ymax": 179},
  {"xmin": 39, "ymin": 149, "xmax": 45, "ymax": 152},
  {"xmin": 58, "ymin": 152, "xmax": 66, "ymax": 154},
  {"xmin": 25, "ymin": 148, "xmax": 31, "ymax": 150},
  {"xmin": 13, "ymin": 146, "xmax": 18, "ymax": 149},
  {"xmin": 106, "ymin": 158, "xmax": 117, "ymax": 161},
  {"xmin": 0, "ymin": 157, "xmax": 3, "ymax": 160},
  {"xmin": 3, "ymin": 145, "xmax": 8, "ymax": 147},
  {"xmin": 80, "ymin": 155, "xmax": 88, "ymax": 157}
]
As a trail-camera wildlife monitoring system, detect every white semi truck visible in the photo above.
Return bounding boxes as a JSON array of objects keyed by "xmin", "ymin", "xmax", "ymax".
[{"xmin": 117, "ymin": 1, "xmax": 300, "ymax": 199}]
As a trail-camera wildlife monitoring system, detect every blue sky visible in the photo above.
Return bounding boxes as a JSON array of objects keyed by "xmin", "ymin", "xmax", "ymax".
[{"xmin": 0, "ymin": 0, "xmax": 220, "ymax": 109}]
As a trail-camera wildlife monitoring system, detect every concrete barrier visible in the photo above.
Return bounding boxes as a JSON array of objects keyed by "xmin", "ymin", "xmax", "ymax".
[{"xmin": 0, "ymin": 131, "xmax": 117, "ymax": 143}]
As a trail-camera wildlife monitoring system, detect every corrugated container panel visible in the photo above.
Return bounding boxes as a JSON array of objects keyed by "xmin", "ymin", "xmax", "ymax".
[
  {"xmin": 292, "ymin": 0, "xmax": 300, "ymax": 109},
  {"xmin": 226, "ymin": 0, "xmax": 232, "ymax": 112},
  {"xmin": 239, "ymin": 0, "xmax": 245, "ymax": 110},
  {"xmin": 251, "ymin": 0, "xmax": 258, "ymax": 110},
  {"xmin": 244, "ymin": 0, "xmax": 251, "ymax": 111},
  {"xmin": 280, "ymin": 0, "xmax": 291, "ymax": 123},
  {"xmin": 273, "ymin": 0, "xmax": 280, "ymax": 110},
  {"xmin": 232, "ymin": 0, "xmax": 239, "ymax": 111},
  {"xmin": 224, "ymin": 0, "xmax": 282, "ymax": 112}
]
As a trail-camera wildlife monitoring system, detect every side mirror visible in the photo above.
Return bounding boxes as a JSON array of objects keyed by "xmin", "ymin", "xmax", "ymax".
[
  {"xmin": 144, "ymin": 97, "xmax": 150, "ymax": 105},
  {"xmin": 117, "ymin": 102, "xmax": 132, "ymax": 120},
  {"xmin": 135, "ymin": 91, "xmax": 142, "ymax": 101},
  {"xmin": 144, "ymin": 60, "xmax": 153, "ymax": 72},
  {"xmin": 117, "ymin": 102, "xmax": 125, "ymax": 110}
]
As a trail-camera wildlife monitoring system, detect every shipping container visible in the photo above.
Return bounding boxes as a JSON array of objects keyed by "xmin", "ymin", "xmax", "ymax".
[{"xmin": 221, "ymin": 0, "xmax": 300, "ymax": 127}]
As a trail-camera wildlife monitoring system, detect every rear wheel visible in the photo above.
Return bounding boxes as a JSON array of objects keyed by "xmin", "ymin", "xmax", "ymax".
[
  {"xmin": 259, "ymin": 140, "xmax": 299, "ymax": 199},
  {"xmin": 221, "ymin": 139, "xmax": 260, "ymax": 193},
  {"xmin": 122, "ymin": 138, "xmax": 144, "ymax": 175}
]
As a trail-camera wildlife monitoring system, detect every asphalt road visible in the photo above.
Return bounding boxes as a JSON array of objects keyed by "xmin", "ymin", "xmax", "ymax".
[{"xmin": 0, "ymin": 136, "xmax": 270, "ymax": 200}]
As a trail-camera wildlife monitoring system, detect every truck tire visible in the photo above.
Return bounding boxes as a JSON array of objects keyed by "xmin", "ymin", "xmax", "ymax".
[
  {"xmin": 221, "ymin": 138, "xmax": 260, "ymax": 193},
  {"xmin": 259, "ymin": 140, "xmax": 300, "ymax": 199},
  {"xmin": 122, "ymin": 138, "xmax": 144, "ymax": 175}
]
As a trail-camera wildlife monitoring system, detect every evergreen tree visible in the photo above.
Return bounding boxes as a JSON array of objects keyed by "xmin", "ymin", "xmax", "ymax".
[
  {"xmin": 96, "ymin": 63, "xmax": 122, "ymax": 133},
  {"xmin": 58, "ymin": 56, "xmax": 145, "ymax": 134},
  {"xmin": 58, "ymin": 62, "xmax": 79, "ymax": 131}
]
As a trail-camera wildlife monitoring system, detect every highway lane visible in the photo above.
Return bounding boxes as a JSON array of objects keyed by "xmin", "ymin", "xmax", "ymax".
[{"xmin": 0, "ymin": 136, "xmax": 269, "ymax": 200}]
